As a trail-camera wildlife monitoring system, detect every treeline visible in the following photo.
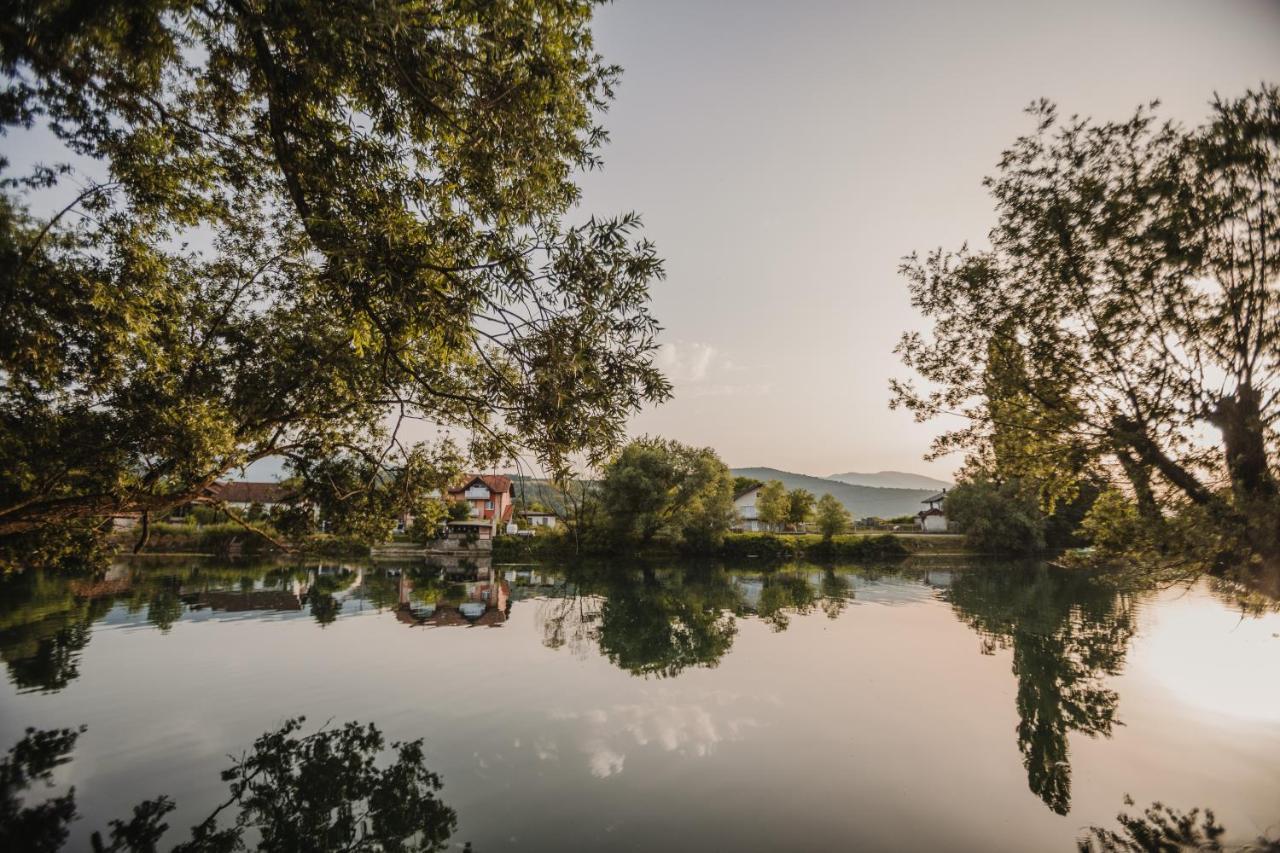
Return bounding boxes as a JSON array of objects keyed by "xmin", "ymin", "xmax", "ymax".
[{"xmin": 498, "ymin": 436, "xmax": 895, "ymax": 562}]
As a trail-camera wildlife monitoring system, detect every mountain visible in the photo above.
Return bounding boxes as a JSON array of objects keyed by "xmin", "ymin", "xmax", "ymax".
[
  {"xmin": 825, "ymin": 470, "xmax": 953, "ymax": 492},
  {"xmin": 731, "ymin": 467, "xmax": 936, "ymax": 519}
]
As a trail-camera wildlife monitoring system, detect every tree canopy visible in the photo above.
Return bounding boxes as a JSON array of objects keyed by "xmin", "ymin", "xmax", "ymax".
[
  {"xmin": 894, "ymin": 87, "xmax": 1280, "ymax": 567},
  {"xmin": 0, "ymin": 0, "xmax": 668, "ymax": 557},
  {"xmin": 598, "ymin": 437, "xmax": 735, "ymax": 551},
  {"xmin": 814, "ymin": 493, "xmax": 850, "ymax": 540}
]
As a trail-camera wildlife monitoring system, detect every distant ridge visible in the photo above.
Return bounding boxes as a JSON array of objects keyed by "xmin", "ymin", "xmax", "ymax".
[
  {"xmin": 826, "ymin": 470, "xmax": 953, "ymax": 491},
  {"xmin": 731, "ymin": 467, "xmax": 936, "ymax": 519}
]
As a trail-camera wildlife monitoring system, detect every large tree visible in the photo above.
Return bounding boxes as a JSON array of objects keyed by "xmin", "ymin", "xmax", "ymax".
[
  {"xmin": 599, "ymin": 437, "xmax": 735, "ymax": 551},
  {"xmin": 893, "ymin": 87, "xmax": 1280, "ymax": 566},
  {"xmin": 0, "ymin": 1, "xmax": 669, "ymax": 553}
]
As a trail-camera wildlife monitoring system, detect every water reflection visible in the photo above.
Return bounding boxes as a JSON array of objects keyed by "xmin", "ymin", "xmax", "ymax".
[{"xmin": 944, "ymin": 564, "xmax": 1135, "ymax": 815}]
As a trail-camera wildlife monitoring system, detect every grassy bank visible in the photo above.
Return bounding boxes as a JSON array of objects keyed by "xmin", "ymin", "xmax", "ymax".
[
  {"xmin": 111, "ymin": 523, "xmax": 369, "ymax": 559},
  {"xmin": 493, "ymin": 531, "xmax": 921, "ymax": 563}
]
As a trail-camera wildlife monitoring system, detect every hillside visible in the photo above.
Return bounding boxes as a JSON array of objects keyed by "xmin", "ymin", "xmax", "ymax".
[
  {"xmin": 732, "ymin": 467, "xmax": 936, "ymax": 519},
  {"xmin": 826, "ymin": 470, "xmax": 952, "ymax": 491}
]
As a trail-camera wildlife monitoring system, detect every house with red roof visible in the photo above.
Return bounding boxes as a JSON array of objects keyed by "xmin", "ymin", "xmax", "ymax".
[{"xmin": 447, "ymin": 474, "xmax": 515, "ymax": 534}]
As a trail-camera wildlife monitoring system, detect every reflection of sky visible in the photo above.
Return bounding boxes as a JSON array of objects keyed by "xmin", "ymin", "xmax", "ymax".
[
  {"xmin": 3, "ymin": 565, "xmax": 1279, "ymax": 852},
  {"xmin": 549, "ymin": 693, "xmax": 763, "ymax": 777}
]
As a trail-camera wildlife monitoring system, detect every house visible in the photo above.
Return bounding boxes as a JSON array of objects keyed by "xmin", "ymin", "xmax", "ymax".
[
  {"xmin": 522, "ymin": 511, "xmax": 559, "ymax": 530},
  {"xmin": 732, "ymin": 484, "xmax": 768, "ymax": 532},
  {"xmin": 916, "ymin": 490, "xmax": 949, "ymax": 533},
  {"xmin": 206, "ymin": 481, "xmax": 292, "ymax": 513},
  {"xmin": 447, "ymin": 474, "xmax": 515, "ymax": 534}
]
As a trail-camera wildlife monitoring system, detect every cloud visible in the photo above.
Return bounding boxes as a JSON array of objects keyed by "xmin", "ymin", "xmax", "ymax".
[
  {"xmin": 651, "ymin": 342, "xmax": 769, "ymax": 399},
  {"xmin": 655, "ymin": 341, "xmax": 717, "ymax": 383}
]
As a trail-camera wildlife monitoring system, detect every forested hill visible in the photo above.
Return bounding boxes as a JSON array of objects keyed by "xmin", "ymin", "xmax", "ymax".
[
  {"xmin": 825, "ymin": 470, "xmax": 953, "ymax": 491},
  {"xmin": 731, "ymin": 468, "xmax": 936, "ymax": 519}
]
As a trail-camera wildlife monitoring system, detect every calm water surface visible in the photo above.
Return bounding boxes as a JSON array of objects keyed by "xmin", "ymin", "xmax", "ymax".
[{"xmin": 2, "ymin": 557, "xmax": 1278, "ymax": 851}]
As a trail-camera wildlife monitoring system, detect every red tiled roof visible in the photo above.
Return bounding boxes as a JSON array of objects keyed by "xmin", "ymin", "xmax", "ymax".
[
  {"xmin": 208, "ymin": 481, "xmax": 291, "ymax": 504},
  {"xmin": 501, "ymin": 503, "xmax": 514, "ymax": 522},
  {"xmin": 447, "ymin": 474, "xmax": 513, "ymax": 495}
]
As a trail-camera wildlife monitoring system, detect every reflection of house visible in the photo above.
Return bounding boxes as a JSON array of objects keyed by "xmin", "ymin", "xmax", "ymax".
[
  {"xmin": 448, "ymin": 475, "xmax": 515, "ymax": 534},
  {"xmin": 916, "ymin": 491, "xmax": 949, "ymax": 532},
  {"xmin": 732, "ymin": 484, "xmax": 767, "ymax": 532},
  {"xmin": 395, "ymin": 570, "xmax": 510, "ymax": 628}
]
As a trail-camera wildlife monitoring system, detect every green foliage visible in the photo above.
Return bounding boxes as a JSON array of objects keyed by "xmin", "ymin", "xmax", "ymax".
[
  {"xmin": 786, "ymin": 489, "xmax": 816, "ymax": 527},
  {"xmin": 894, "ymin": 86, "xmax": 1280, "ymax": 567},
  {"xmin": 815, "ymin": 494, "xmax": 851, "ymax": 540},
  {"xmin": 718, "ymin": 532, "xmax": 909, "ymax": 562},
  {"xmin": 732, "ymin": 476, "xmax": 763, "ymax": 495},
  {"xmin": 0, "ymin": 0, "xmax": 669, "ymax": 554},
  {"xmin": 446, "ymin": 501, "xmax": 473, "ymax": 523},
  {"xmin": 1079, "ymin": 489, "xmax": 1144, "ymax": 555},
  {"xmin": 599, "ymin": 438, "xmax": 736, "ymax": 552},
  {"xmin": 755, "ymin": 480, "xmax": 790, "ymax": 530},
  {"xmin": 945, "ymin": 478, "xmax": 1047, "ymax": 555}
]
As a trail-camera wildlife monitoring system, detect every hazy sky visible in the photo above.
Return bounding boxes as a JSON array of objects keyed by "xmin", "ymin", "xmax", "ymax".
[{"xmin": 570, "ymin": 0, "xmax": 1280, "ymax": 478}]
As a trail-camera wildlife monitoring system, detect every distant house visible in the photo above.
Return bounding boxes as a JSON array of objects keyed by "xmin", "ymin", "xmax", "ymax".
[
  {"xmin": 447, "ymin": 474, "xmax": 515, "ymax": 534},
  {"xmin": 522, "ymin": 511, "xmax": 558, "ymax": 530},
  {"xmin": 732, "ymin": 484, "xmax": 768, "ymax": 532},
  {"xmin": 206, "ymin": 481, "xmax": 292, "ymax": 513},
  {"xmin": 916, "ymin": 490, "xmax": 949, "ymax": 533}
]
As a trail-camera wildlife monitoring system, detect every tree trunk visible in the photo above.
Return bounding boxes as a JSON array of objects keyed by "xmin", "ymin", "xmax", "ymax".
[
  {"xmin": 1116, "ymin": 449, "xmax": 1163, "ymax": 523},
  {"xmin": 1210, "ymin": 385, "xmax": 1280, "ymax": 560}
]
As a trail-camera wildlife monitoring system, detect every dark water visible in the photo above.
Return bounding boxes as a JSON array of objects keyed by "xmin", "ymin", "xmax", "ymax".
[{"xmin": 1, "ymin": 557, "xmax": 1277, "ymax": 851}]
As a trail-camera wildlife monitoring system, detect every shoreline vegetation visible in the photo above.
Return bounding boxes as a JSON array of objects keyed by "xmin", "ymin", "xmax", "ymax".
[{"xmin": 104, "ymin": 524, "xmax": 963, "ymax": 564}]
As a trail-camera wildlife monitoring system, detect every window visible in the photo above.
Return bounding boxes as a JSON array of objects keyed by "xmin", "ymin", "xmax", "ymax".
[{"xmin": 486, "ymin": 500, "xmax": 494, "ymax": 510}]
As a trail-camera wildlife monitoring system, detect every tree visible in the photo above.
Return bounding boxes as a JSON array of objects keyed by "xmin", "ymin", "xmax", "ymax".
[
  {"xmin": 815, "ymin": 494, "xmax": 851, "ymax": 540},
  {"xmin": 786, "ymin": 489, "xmax": 816, "ymax": 529},
  {"xmin": 733, "ymin": 476, "xmax": 763, "ymax": 496},
  {"xmin": 945, "ymin": 478, "xmax": 1046, "ymax": 555},
  {"xmin": 893, "ymin": 87, "xmax": 1280, "ymax": 567},
  {"xmin": 755, "ymin": 480, "xmax": 790, "ymax": 531},
  {"xmin": 599, "ymin": 438, "xmax": 735, "ymax": 551},
  {"xmin": 0, "ymin": 1, "xmax": 669, "ymax": 557}
]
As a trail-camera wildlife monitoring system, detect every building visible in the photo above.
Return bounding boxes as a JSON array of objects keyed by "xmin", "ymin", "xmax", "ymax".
[
  {"xmin": 206, "ymin": 481, "xmax": 292, "ymax": 513},
  {"xmin": 522, "ymin": 511, "xmax": 559, "ymax": 530},
  {"xmin": 916, "ymin": 490, "xmax": 949, "ymax": 533},
  {"xmin": 447, "ymin": 474, "xmax": 515, "ymax": 534},
  {"xmin": 732, "ymin": 483, "xmax": 768, "ymax": 532}
]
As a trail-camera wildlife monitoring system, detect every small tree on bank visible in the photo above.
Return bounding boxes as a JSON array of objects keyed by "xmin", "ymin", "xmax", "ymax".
[
  {"xmin": 815, "ymin": 494, "xmax": 851, "ymax": 541},
  {"xmin": 786, "ymin": 489, "xmax": 816, "ymax": 529},
  {"xmin": 756, "ymin": 480, "xmax": 790, "ymax": 531}
]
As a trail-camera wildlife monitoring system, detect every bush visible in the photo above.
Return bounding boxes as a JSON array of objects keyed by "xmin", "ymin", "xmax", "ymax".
[{"xmin": 945, "ymin": 478, "xmax": 1047, "ymax": 554}]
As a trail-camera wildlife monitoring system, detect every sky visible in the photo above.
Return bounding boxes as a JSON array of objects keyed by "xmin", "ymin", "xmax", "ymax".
[
  {"xmin": 5, "ymin": 1, "xmax": 1280, "ymax": 482},
  {"xmin": 568, "ymin": 0, "xmax": 1280, "ymax": 479}
]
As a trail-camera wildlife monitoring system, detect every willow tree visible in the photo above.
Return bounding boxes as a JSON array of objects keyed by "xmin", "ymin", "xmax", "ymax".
[
  {"xmin": 0, "ymin": 0, "xmax": 670, "ymax": 553},
  {"xmin": 894, "ymin": 87, "xmax": 1280, "ymax": 565}
]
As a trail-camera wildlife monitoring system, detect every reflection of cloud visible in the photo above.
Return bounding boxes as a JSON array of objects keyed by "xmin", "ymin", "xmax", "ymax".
[{"xmin": 548, "ymin": 693, "xmax": 760, "ymax": 778}]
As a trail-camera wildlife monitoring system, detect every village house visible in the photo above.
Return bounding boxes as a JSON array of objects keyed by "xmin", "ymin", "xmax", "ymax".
[
  {"xmin": 522, "ymin": 511, "xmax": 559, "ymax": 530},
  {"xmin": 732, "ymin": 483, "xmax": 768, "ymax": 532},
  {"xmin": 447, "ymin": 474, "xmax": 515, "ymax": 534},
  {"xmin": 206, "ymin": 481, "xmax": 292, "ymax": 514},
  {"xmin": 916, "ymin": 490, "xmax": 949, "ymax": 533}
]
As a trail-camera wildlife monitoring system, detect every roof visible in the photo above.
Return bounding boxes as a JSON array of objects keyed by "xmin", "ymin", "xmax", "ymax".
[
  {"xmin": 922, "ymin": 491, "xmax": 947, "ymax": 504},
  {"xmin": 918, "ymin": 507, "xmax": 945, "ymax": 517},
  {"xmin": 501, "ymin": 503, "xmax": 514, "ymax": 522},
  {"xmin": 208, "ymin": 481, "xmax": 292, "ymax": 504},
  {"xmin": 448, "ymin": 474, "xmax": 513, "ymax": 495},
  {"xmin": 445, "ymin": 519, "xmax": 494, "ymax": 528},
  {"xmin": 733, "ymin": 484, "xmax": 764, "ymax": 500}
]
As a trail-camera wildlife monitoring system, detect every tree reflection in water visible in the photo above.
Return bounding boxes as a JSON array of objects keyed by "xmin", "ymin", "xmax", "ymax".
[
  {"xmin": 0, "ymin": 718, "xmax": 456, "ymax": 852},
  {"xmin": 945, "ymin": 563, "xmax": 1135, "ymax": 815}
]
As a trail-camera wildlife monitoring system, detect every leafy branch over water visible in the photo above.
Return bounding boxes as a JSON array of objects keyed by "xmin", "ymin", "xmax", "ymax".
[{"xmin": 0, "ymin": 719, "xmax": 456, "ymax": 852}]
